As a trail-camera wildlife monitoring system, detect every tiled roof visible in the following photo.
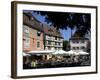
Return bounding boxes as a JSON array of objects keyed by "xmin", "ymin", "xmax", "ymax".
[
  {"xmin": 43, "ymin": 24, "xmax": 63, "ymax": 38},
  {"xmin": 23, "ymin": 12, "xmax": 63, "ymax": 38},
  {"xmin": 23, "ymin": 12, "xmax": 43, "ymax": 32}
]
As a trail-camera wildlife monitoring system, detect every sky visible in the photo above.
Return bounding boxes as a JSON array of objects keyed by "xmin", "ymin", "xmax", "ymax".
[
  {"xmin": 32, "ymin": 12, "xmax": 76, "ymax": 40},
  {"xmin": 24, "ymin": 10, "xmax": 76, "ymax": 40}
]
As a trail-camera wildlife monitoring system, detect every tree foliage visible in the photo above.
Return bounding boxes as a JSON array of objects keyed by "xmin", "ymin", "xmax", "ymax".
[
  {"xmin": 63, "ymin": 40, "xmax": 69, "ymax": 51},
  {"xmin": 33, "ymin": 11, "xmax": 91, "ymax": 37}
]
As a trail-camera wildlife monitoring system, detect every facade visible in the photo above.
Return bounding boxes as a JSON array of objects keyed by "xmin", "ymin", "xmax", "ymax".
[
  {"xmin": 44, "ymin": 34, "xmax": 63, "ymax": 50},
  {"xmin": 43, "ymin": 24, "xmax": 63, "ymax": 50},
  {"xmin": 23, "ymin": 12, "xmax": 44, "ymax": 52},
  {"xmin": 69, "ymin": 37, "xmax": 89, "ymax": 52},
  {"xmin": 23, "ymin": 12, "xmax": 63, "ymax": 52}
]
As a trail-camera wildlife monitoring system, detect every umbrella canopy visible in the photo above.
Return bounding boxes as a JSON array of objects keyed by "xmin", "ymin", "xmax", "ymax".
[
  {"xmin": 27, "ymin": 50, "xmax": 55, "ymax": 54},
  {"xmin": 66, "ymin": 50, "xmax": 79, "ymax": 55},
  {"xmin": 23, "ymin": 52, "xmax": 31, "ymax": 56},
  {"xmin": 53, "ymin": 50, "xmax": 68, "ymax": 55},
  {"xmin": 58, "ymin": 50, "xmax": 68, "ymax": 54},
  {"xmin": 78, "ymin": 51, "xmax": 89, "ymax": 55}
]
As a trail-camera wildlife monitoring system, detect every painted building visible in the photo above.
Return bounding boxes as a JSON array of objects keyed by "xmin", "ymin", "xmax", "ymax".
[
  {"xmin": 23, "ymin": 12, "xmax": 44, "ymax": 52},
  {"xmin": 43, "ymin": 24, "xmax": 63, "ymax": 50},
  {"xmin": 69, "ymin": 37, "xmax": 89, "ymax": 52},
  {"xmin": 23, "ymin": 12, "xmax": 63, "ymax": 52}
]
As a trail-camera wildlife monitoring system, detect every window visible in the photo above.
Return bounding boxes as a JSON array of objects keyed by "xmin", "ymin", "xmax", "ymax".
[
  {"xmin": 76, "ymin": 47, "xmax": 79, "ymax": 49},
  {"xmin": 37, "ymin": 31, "xmax": 41, "ymax": 37},
  {"xmin": 75, "ymin": 40, "xmax": 79, "ymax": 43},
  {"xmin": 58, "ymin": 42, "xmax": 61, "ymax": 46},
  {"xmin": 24, "ymin": 37, "xmax": 30, "ymax": 48},
  {"xmin": 48, "ymin": 41, "xmax": 51, "ymax": 45},
  {"xmin": 37, "ymin": 41, "xmax": 40, "ymax": 48},
  {"xmin": 81, "ymin": 40, "xmax": 85, "ymax": 43},
  {"xmin": 72, "ymin": 40, "xmax": 76, "ymax": 43},
  {"xmin": 73, "ymin": 47, "xmax": 79, "ymax": 50},
  {"xmin": 23, "ymin": 26, "xmax": 29, "ymax": 37},
  {"xmin": 46, "ymin": 41, "xmax": 48, "ymax": 45},
  {"xmin": 58, "ymin": 48, "xmax": 61, "ymax": 50},
  {"xmin": 48, "ymin": 47, "xmax": 51, "ymax": 50},
  {"xmin": 24, "ymin": 33, "xmax": 29, "ymax": 37},
  {"xmin": 81, "ymin": 46, "xmax": 85, "ymax": 49},
  {"xmin": 73, "ymin": 47, "xmax": 76, "ymax": 50},
  {"xmin": 55, "ymin": 47, "xmax": 57, "ymax": 50},
  {"xmin": 46, "ymin": 35, "xmax": 48, "ymax": 39},
  {"xmin": 33, "ymin": 38, "xmax": 34, "ymax": 43},
  {"xmin": 24, "ymin": 27, "xmax": 29, "ymax": 33},
  {"xmin": 58, "ymin": 38, "xmax": 60, "ymax": 41},
  {"xmin": 55, "ymin": 42, "xmax": 57, "ymax": 45},
  {"xmin": 31, "ymin": 29, "xmax": 34, "ymax": 35},
  {"xmin": 55, "ymin": 36, "xmax": 57, "ymax": 40}
]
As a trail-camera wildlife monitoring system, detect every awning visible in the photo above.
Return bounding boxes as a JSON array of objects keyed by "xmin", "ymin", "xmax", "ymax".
[
  {"xmin": 23, "ymin": 52, "xmax": 31, "ymax": 56},
  {"xmin": 66, "ymin": 50, "xmax": 79, "ymax": 55},
  {"xmin": 78, "ymin": 51, "xmax": 89, "ymax": 55},
  {"xmin": 26, "ymin": 50, "xmax": 55, "ymax": 54}
]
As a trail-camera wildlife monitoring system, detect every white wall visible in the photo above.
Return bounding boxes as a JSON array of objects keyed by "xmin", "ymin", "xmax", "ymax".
[
  {"xmin": 0, "ymin": 0, "xmax": 100, "ymax": 80},
  {"xmin": 70, "ymin": 40, "xmax": 88, "ymax": 51}
]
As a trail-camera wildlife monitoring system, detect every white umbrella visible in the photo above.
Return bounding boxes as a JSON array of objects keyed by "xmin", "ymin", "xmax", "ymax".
[
  {"xmin": 23, "ymin": 52, "xmax": 31, "ymax": 56},
  {"xmin": 66, "ymin": 50, "xmax": 79, "ymax": 55},
  {"xmin": 78, "ymin": 51, "xmax": 89, "ymax": 55},
  {"xmin": 58, "ymin": 50, "xmax": 67, "ymax": 54},
  {"xmin": 53, "ymin": 50, "xmax": 67, "ymax": 55},
  {"xmin": 53, "ymin": 50, "xmax": 61, "ymax": 55}
]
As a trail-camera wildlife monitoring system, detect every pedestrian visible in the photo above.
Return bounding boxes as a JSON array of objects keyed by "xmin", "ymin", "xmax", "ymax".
[{"xmin": 31, "ymin": 59, "xmax": 37, "ymax": 68}]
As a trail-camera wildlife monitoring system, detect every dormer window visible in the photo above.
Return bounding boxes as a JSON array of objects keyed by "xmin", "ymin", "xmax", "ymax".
[
  {"xmin": 48, "ymin": 28, "xmax": 53, "ymax": 32},
  {"xmin": 37, "ymin": 31, "xmax": 41, "ymax": 36}
]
